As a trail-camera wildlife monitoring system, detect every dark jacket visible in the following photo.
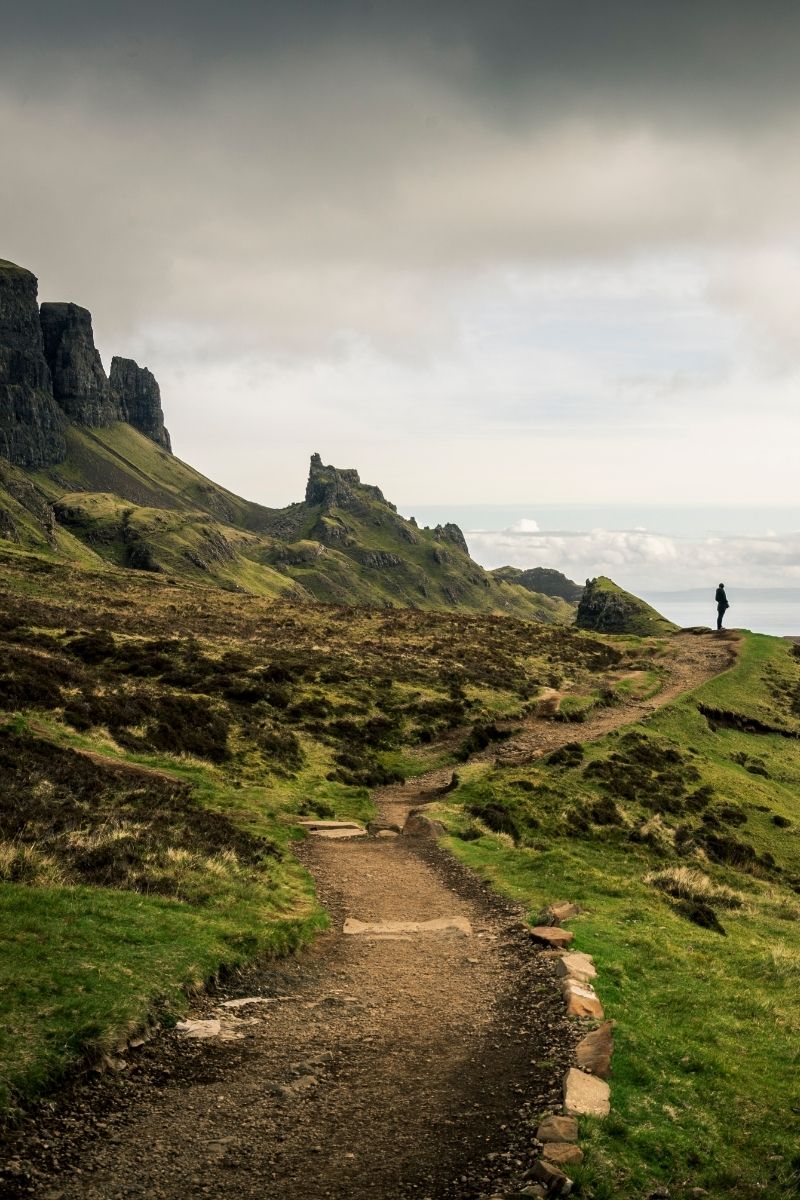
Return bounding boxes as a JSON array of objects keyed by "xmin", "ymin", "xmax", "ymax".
[{"xmin": 715, "ymin": 586, "xmax": 729, "ymax": 609}]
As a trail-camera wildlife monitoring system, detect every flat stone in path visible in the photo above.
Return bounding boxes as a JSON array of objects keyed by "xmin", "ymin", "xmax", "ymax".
[
  {"xmin": 310, "ymin": 827, "xmax": 368, "ymax": 840},
  {"xmin": 296, "ymin": 820, "xmax": 364, "ymax": 830},
  {"xmin": 563, "ymin": 1067, "xmax": 611, "ymax": 1118},
  {"xmin": 343, "ymin": 917, "xmax": 472, "ymax": 938},
  {"xmin": 529, "ymin": 926, "xmax": 574, "ymax": 949},
  {"xmin": 175, "ymin": 1019, "xmax": 221, "ymax": 1039}
]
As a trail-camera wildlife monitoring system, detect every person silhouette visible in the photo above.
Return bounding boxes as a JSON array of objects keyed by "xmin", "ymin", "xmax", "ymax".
[{"xmin": 715, "ymin": 582, "xmax": 729, "ymax": 631}]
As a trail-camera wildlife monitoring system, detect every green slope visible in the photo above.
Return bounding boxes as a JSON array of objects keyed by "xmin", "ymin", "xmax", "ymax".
[
  {"xmin": 577, "ymin": 575, "xmax": 677, "ymax": 636},
  {"xmin": 1, "ymin": 426, "xmax": 574, "ymax": 620}
]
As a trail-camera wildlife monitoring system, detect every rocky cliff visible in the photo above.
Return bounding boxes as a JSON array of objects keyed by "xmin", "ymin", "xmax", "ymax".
[
  {"xmin": 39, "ymin": 302, "xmax": 123, "ymax": 426},
  {"xmin": 110, "ymin": 357, "xmax": 172, "ymax": 452},
  {"xmin": 0, "ymin": 261, "xmax": 66, "ymax": 467}
]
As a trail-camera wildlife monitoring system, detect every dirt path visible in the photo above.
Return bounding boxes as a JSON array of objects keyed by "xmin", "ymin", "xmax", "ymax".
[{"xmin": 2, "ymin": 631, "xmax": 737, "ymax": 1200}]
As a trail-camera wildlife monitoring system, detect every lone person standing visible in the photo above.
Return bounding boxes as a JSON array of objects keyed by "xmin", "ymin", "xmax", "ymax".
[{"xmin": 715, "ymin": 582, "xmax": 730, "ymax": 631}]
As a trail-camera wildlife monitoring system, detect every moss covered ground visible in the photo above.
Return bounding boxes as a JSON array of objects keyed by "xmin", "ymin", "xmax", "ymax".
[
  {"xmin": 0, "ymin": 544, "xmax": 616, "ymax": 1117},
  {"xmin": 434, "ymin": 632, "xmax": 800, "ymax": 1199}
]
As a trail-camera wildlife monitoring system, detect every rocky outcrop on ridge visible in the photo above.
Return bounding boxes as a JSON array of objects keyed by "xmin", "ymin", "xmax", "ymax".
[
  {"xmin": 40, "ymin": 302, "xmax": 123, "ymax": 426},
  {"xmin": 493, "ymin": 565, "xmax": 583, "ymax": 603},
  {"xmin": 306, "ymin": 452, "xmax": 391, "ymax": 511},
  {"xmin": 110, "ymin": 357, "xmax": 172, "ymax": 452},
  {"xmin": 577, "ymin": 576, "xmax": 676, "ymax": 636},
  {"xmin": 0, "ymin": 260, "xmax": 66, "ymax": 467}
]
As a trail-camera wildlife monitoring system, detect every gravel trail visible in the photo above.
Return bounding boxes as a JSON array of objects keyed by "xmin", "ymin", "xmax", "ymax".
[{"xmin": 0, "ymin": 631, "xmax": 737, "ymax": 1200}]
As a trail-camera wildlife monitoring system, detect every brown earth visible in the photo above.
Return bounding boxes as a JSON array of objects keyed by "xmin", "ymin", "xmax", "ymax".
[{"xmin": 0, "ymin": 631, "xmax": 737, "ymax": 1200}]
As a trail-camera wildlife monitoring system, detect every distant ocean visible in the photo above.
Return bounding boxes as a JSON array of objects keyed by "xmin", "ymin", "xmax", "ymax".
[
  {"xmin": 401, "ymin": 503, "xmax": 800, "ymax": 639},
  {"xmin": 639, "ymin": 590, "xmax": 800, "ymax": 639}
]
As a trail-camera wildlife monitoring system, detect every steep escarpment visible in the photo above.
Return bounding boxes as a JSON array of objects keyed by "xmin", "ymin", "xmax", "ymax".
[
  {"xmin": 40, "ymin": 302, "xmax": 124, "ymax": 426},
  {"xmin": 110, "ymin": 357, "xmax": 172, "ymax": 451},
  {"xmin": 0, "ymin": 259, "xmax": 173, "ymax": 470},
  {"xmin": 0, "ymin": 260, "xmax": 66, "ymax": 467}
]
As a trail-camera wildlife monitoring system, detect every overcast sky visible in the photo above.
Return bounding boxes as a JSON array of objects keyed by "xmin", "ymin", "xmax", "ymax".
[{"xmin": 2, "ymin": 1, "xmax": 800, "ymax": 565}]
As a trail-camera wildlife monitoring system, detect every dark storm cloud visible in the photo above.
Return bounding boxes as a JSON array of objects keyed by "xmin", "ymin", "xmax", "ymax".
[{"xmin": 4, "ymin": 0, "xmax": 800, "ymax": 125}]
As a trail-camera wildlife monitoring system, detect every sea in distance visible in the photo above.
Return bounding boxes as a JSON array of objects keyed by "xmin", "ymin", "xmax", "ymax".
[{"xmin": 402, "ymin": 503, "xmax": 800, "ymax": 638}]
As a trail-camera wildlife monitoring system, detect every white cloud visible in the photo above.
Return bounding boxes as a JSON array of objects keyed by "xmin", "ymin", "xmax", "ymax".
[{"xmin": 465, "ymin": 524, "xmax": 800, "ymax": 592}]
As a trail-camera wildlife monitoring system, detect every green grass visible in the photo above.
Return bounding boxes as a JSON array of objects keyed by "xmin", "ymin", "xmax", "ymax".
[
  {"xmin": 0, "ymin": 871, "xmax": 324, "ymax": 1116},
  {"xmin": 436, "ymin": 632, "xmax": 800, "ymax": 1199}
]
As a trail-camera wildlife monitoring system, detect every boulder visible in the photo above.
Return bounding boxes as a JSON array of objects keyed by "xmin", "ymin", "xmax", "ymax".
[
  {"xmin": 0, "ymin": 260, "xmax": 66, "ymax": 466},
  {"xmin": 562, "ymin": 1067, "xmax": 610, "ymax": 1118},
  {"xmin": 536, "ymin": 1115, "xmax": 578, "ymax": 1143},
  {"xmin": 109, "ymin": 356, "xmax": 172, "ymax": 451},
  {"xmin": 575, "ymin": 1020, "xmax": 615, "ymax": 1078},
  {"xmin": 40, "ymin": 302, "xmax": 123, "ymax": 425}
]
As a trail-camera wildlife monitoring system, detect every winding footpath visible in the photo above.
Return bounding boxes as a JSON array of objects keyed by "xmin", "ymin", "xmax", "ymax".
[{"xmin": 2, "ymin": 632, "xmax": 737, "ymax": 1200}]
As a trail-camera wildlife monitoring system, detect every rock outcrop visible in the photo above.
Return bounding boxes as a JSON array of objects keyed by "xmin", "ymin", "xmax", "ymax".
[
  {"xmin": 109, "ymin": 357, "xmax": 172, "ymax": 452},
  {"xmin": 577, "ymin": 576, "xmax": 677, "ymax": 636},
  {"xmin": 40, "ymin": 302, "xmax": 123, "ymax": 426},
  {"xmin": 306, "ymin": 452, "xmax": 392, "ymax": 510},
  {"xmin": 0, "ymin": 260, "xmax": 66, "ymax": 467},
  {"xmin": 493, "ymin": 565, "xmax": 583, "ymax": 603}
]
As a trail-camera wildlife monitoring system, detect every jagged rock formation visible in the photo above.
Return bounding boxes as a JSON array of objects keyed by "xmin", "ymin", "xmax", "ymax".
[
  {"xmin": 577, "ymin": 576, "xmax": 676, "ymax": 636},
  {"xmin": 493, "ymin": 565, "xmax": 583, "ymax": 603},
  {"xmin": 110, "ymin": 357, "xmax": 172, "ymax": 452},
  {"xmin": 39, "ymin": 302, "xmax": 123, "ymax": 426},
  {"xmin": 0, "ymin": 260, "xmax": 66, "ymax": 466},
  {"xmin": 306, "ymin": 453, "xmax": 390, "ymax": 510}
]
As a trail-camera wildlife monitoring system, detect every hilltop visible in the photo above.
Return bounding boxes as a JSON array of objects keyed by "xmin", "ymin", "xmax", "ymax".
[
  {"xmin": 577, "ymin": 574, "xmax": 678, "ymax": 636},
  {"xmin": 0, "ymin": 258, "xmax": 571, "ymax": 620}
]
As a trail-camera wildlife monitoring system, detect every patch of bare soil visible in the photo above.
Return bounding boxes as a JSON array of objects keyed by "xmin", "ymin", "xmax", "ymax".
[{"xmin": 0, "ymin": 631, "xmax": 737, "ymax": 1200}]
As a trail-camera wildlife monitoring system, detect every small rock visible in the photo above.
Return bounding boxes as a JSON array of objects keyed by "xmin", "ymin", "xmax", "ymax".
[
  {"xmin": 529, "ymin": 1158, "xmax": 573, "ymax": 1195},
  {"xmin": 563, "ymin": 1067, "xmax": 610, "ymax": 1118},
  {"xmin": 538, "ymin": 902, "xmax": 581, "ymax": 926},
  {"xmin": 575, "ymin": 1021, "xmax": 615, "ymax": 1078},
  {"xmin": 529, "ymin": 927, "xmax": 574, "ymax": 949},
  {"xmin": 554, "ymin": 952, "xmax": 596, "ymax": 982},
  {"xmin": 541, "ymin": 1143, "xmax": 583, "ymax": 1166},
  {"xmin": 376, "ymin": 830, "xmax": 399, "ymax": 839},
  {"xmin": 536, "ymin": 1115, "xmax": 578, "ymax": 1143},
  {"xmin": 403, "ymin": 811, "xmax": 447, "ymax": 838},
  {"xmin": 562, "ymin": 981, "xmax": 604, "ymax": 1019}
]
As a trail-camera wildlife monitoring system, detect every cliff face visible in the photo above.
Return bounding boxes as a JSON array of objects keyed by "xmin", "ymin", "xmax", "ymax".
[
  {"xmin": 0, "ymin": 261, "xmax": 66, "ymax": 467},
  {"xmin": 39, "ymin": 302, "xmax": 124, "ymax": 426},
  {"xmin": 109, "ymin": 357, "xmax": 172, "ymax": 452}
]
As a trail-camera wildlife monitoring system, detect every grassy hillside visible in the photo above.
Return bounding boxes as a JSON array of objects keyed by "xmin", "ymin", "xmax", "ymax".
[
  {"xmin": 0, "ymin": 544, "xmax": 623, "ymax": 1115},
  {"xmin": 0, "ymin": 425, "xmax": 573, "ymax": 619},
  {"xmin": 432, "ymin": 632, "xmax": 800, "ymax": 1199},
  {"xmin": 577, "ymin": 575, "xmax": 678, "ymax": 636}
]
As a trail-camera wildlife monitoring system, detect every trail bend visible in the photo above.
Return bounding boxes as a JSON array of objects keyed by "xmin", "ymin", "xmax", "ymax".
[{"xmin": 4, "ymin": 630, "xmax": 737, "ymax": 1200}]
